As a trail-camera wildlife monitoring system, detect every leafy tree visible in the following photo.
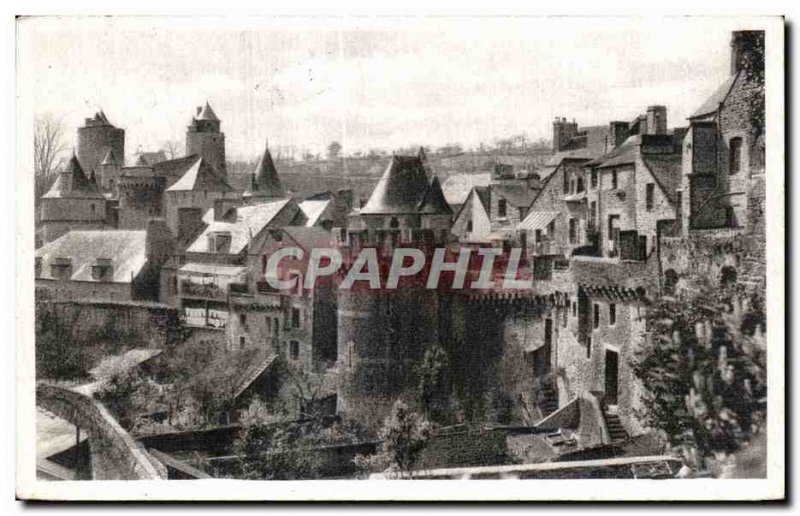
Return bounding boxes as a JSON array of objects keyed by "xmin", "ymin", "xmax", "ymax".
[
  {"xmin": 415, "ymin": 344, "xmax": 450, "ymax": 421},
  {"xmin": 327, "ymin": 141, "xmax": 342, "ymax": 160},
  {"xmin": 35, "ymin": 302, "xmax": 89, "ymax": 380},
  {"xmin": 632, "ymin": 286, "xmax": 766, "ymax": 477},
  {"xmin": 355, "ymin": 400, "xmax": 432, "ymax": 478}
]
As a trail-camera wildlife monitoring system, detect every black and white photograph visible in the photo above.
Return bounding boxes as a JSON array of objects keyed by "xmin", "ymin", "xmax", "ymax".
[{"xmin": 12, "ymin": 13, "xmax": 785, "ymax": 502}]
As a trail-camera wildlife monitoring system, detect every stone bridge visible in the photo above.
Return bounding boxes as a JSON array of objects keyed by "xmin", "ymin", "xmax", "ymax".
[{"xmin": 36, "ymin": 382, "xmax": 167, "ymax": 480}]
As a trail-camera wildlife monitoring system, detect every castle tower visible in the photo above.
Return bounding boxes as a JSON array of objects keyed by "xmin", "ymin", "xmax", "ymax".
[
  {"xmin": 244, "ymin": 140, "xmax": 285, "ymax": 202},
  {"xmin": 76, "ymin": 111, "xmax": 125, "ymax": 179},
  {"xmin": 99, "ymin": 148, "xmax": 123, "ymax": 194},
  {"xmin": 336, "ymin": 154, "xmax": 452, "ymax": 426},
  {"xmin": 552, "ymin": 117, "xmax": 579, "ymax": 153},
  {"xmin": 40, "ymin": 153, "xmax": 108, "ymax": 244},
  {"xmin": 185, "ymin": 102, "xmax": 226, "ymax": 178}
]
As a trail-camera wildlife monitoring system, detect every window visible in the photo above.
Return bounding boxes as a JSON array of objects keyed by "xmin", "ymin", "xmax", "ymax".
[
  {"xmin": 593, "ymin": 303, "xmax": 600, "ymax": 329},
  {"xmin": 239, "ymin": 336, "xmax": 246, "ymax": 349},
  {"xmin": 291, "ymin": 307, "xmax": 300, "ymax": 328},
  {"xmin": 498, "ymin": 199, "xmax": 507, "ymax": 218},
  {"xmin": 261, "ymin": 255, "xmax": 267, "ymax": 273},
  {"xmin": 586, "ymin": 336, "xmax": 592, "ymax": 358},
  {"xmin": 562, "ymin": 306, "xmax": 568, "ymax": 327},
  {"xmin": 609, "ymin": 303, "xmax": 616, "ymax": 326},
  {"xmin": 568, "ymin": 218, "xmax": 577, "ymax": 244},
  {"xmin": 611, "ymin": 170, "xmax": 618, "ymax": 190},
  {"xmin": 389, "ymin": 217, "xmax": 399, "ymax": 229},
  {"xmin": 590, "ymin": 201, "xmax": 597, "ymax": 228},
  {"xmin": 563, "ymin": 170, "xmax": 569, "ymax": 193},
  {"xmin": 729, "ymin": 137, "xmax": 743, "ymax": 175},
  {"xmin": 466, "ymin": 219, "xmax": 473, "ymax": 233},
  {"xmin": 572, "ymin": 301, "xmax": 577, "ymax": 317},
  {"xmin": 273, "ymin": 317, "xmax": 280, "ymax": 337},
  {"xmin": 646, "ymin": 183, "xmax": 655, "ymax": 212},
  {"xmin": 591, "ymin": 169, "xmax": 598, "ymax": 188},
  {"xmin": 289, "ymin": 340, "xmax": 300, "ymax": 360},
  {"xmin": 239, "ymin": 313, "xmax": 247, "ymax": 326},
  {"xmin": 577, "ymin": 177, "xmax": 584, "ymax": 193},
  {"xmin": 91, "ymin": 204, "xmax": 96, "ymax": 214}
]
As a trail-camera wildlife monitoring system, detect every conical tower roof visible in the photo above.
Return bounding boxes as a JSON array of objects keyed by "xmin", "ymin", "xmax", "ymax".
[
  {"xmin": 248, "ymin": 143, "xmax": 284, "ymax": 199},
  {"xmin": 418, "ymin": 176, "xmax": 452, "ymax": 215},
  {"xmin": 44, "ymin": 153, "xmax": 104, "ymax": 199},
  {"xmin": 101, "ymin": 148, "xmax": 120, "ymax": 166},
  {"xmin": 361, "ymin": 155, "xmax": 430, "ymax": 215},
  {"xmin": 196, "ymin": 101, "xmax": 220, "ymax": 122}
]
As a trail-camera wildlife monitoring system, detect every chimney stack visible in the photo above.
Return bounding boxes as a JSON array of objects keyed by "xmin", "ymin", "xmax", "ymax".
[{"xmin": 646, "ymin": 106, "xmax": 667, "ymax": 135}]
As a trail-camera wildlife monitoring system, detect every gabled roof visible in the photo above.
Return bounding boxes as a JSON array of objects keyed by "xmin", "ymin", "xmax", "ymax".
[
  {"xmin": 43, "ymin": 154, "xmax": 104, "ymax": 199},
  {"xmin": 642, "ymin": 154, "xmax": 682, "ymax": 205},
  {"xmin": 35, "ymin": 230, "xmax": 147, "ymax": 283},
  {"xmin": 690, "ymin": 74, "xmax": 739, "ymax": 120},
  {"xmin": 196, "ymin": 102, "xmax": 219, "ymax": 122},
  {"xmin": 360, "ymin": 155, "xmax": 431, "ymax": 215},
  {"xmin": 152, "ymin": 154, "xmax": 202, "ymax": 180},
  {"xmin": 418, "ymin": 176, "xmax": 453, "ymax": 215},
  {"xmin": 441, "ymin": 173, "xmax": 492, "ymax": 207},
  {"xmin": 246, "ymin": 144, "xmax": 284, "ymax": 198},
  {"xmin": 165, "ymin": 157, "xmax": 233, "ymax": 192},
  {"xmin": 186, "ymin": 199, "xmax": 294, "ymax": 255},
  {"xmin": 299, "ymin": 199, "xmax": 331, "ymax": 227},
  {"xmin": 518, "ymin": 211, "xmax": 560, "ymax": 231},
  {"xmin": 278, "ymin": 226, "xmax": 333, "ymax": 252},
  {"xmin": 492, "ymin": 183, "xmax": 539, "ymax": 208},
  {"xmin": 584, "ymin": 135, "xmax": 642, "ymax": 169},
  {"xmin": 138, "ymin": 150, "xmax": 168, "ymax": 166}
]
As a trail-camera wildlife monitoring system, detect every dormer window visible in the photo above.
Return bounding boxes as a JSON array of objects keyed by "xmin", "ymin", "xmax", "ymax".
[
  {"xmin": 208, "ymin": 231, "xmax": 232, "ymax": 253},
  {"xmin": 91, "ymin": 258, "xmax": 113, "ymax": 281},
  {"xmin": 50, "ymin": 257, "xmax": 73, "ymax": 280}
]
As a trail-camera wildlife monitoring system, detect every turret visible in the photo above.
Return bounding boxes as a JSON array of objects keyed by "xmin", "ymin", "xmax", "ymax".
[{"xmin": 185, "ymin": 101, "xmax": 226, "ymax": 177}]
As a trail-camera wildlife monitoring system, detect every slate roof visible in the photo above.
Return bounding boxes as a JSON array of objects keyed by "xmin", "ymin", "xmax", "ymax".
[
  {"xmin": 361, "ymin": 155, "xmax": 450, "ymax": 215},
  {"xmin": 492, "ymin": 183, "xmax": 539, "ymax": 208},
  {"xmin": 196, "ymin": 102, "xmax": 220, "ymax": 122},
  {"xmin": 518, "ymin": 211, "xmax": 560, "ymax": 231},
  {"xmin": 101, "ymin": 149, "xmax": 122, "ymax": 166},
  {"xmin": 279, "ymin": 226, "xmax": 333, "ymax": 251},
  {"xmin": 418, "ymin": 176, "xmax": 453, "ymax": 215},
  {"xmin": 642, "ymin": 154, "xmax": 682, "ymax": 204},
  {"xmin": 246, "ymin": 144, "xmax": 284, "ymax": 198},
  {"xmin": 299, "ymin": 199, "xmax": 331, "ymax": 227},
  {"xmin": 43, "ymin": 154, "xmax": 104, "ymax": 199},
  {"xmin": 584, "ymin": 135, "xmax": 642, "ymax": 168},
  {"xmin": 186, "ymin": 199, "xmax": 293, "ymax": 255},
  {"xmin": 35, "ymin": 230, "xmax": 147, "ymax": 283},
  {"xmin": 165, "ymin": 157, "xmax": 233, "ymax": 192},
  {"xmin": 152, "ymin": 154, "xmax": 203, "ymax": 181},
  {"xmin": 441, "ymin": 173, "xmax": 492, "ymax": 207},
  {"xmin": 690, "ymin": 74, "xmax": 738, "ymax": 119}
]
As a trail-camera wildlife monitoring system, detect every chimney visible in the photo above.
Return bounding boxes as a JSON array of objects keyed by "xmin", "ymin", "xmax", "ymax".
[
  {"xmin": 730, "ymin": 30, "xmax": 765, "ymax": 76},
  {"xmin": 608, "ymin": 121, "xmax": 630, "ymax": 149},
  {"xmin": 646, "ymin": 106, "xmax": 667, "ymax": 135},
  {"xmin": 552, "ymin": 117, "xmax": 579, "ymax": 153}
]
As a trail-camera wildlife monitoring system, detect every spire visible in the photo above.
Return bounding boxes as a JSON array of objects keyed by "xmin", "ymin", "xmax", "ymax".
[
  {"xmin": 44, "ymin": 153, "xmax": 103, "ymax": 198},
  {"xmin": 250, "ymin": 142, "xmax": 284, "ymax": 199},
  {"xmin": 196, "ymin": 101, "xmax": 220, "ymax": 122}
]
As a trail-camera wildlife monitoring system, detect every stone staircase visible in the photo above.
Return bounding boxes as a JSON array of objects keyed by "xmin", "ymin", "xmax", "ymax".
[{"xmin": 603, "ymin": 411, "xmax": 629, "ymax": 443}]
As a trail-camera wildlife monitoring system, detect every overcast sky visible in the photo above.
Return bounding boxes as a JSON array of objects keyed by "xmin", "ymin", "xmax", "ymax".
[{"xmin": 19, "ymin": 17, "xmax": 745, "ymax": 161}]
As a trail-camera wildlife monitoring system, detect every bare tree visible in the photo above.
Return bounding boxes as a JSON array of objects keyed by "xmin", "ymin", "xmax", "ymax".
[
  {"xmin": 162, "ymin": 140, "xmax": 182, "ymax": 160},
  {"xmin": 34, "ymin": 113, "xmax": 67, "ymax": 198}
]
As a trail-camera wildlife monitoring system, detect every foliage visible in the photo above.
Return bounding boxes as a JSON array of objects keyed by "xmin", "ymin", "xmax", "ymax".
[
  {"xmin": 632, "ymin": 285, "xmax": 766, "ymax": 476},
  {"xmin": 414, "ymin": 344, "xmax": 450, "ymax": 421},
  {"xmin": 327, "ymin": 141, "xmax": 342, "ymax": 159},
  {"xmin": 355, "ymin": 400, "xmax": 432, "ymax": 478},
  {"xmin": 34, "ymin": 113, "xmax": 67, "ymax": 194},
  {"xmin": 35, "ymin": 303, "xmax": 89, "ymax": 380},
  {"xmin": 736, "ymin": 30, "xmax": 765, "ymax": 138},
  {"xmin": 232, "ymin": 399, "xmax": 373, "ymax": 480}
]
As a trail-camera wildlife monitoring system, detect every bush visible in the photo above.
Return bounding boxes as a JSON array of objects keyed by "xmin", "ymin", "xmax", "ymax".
[{"xmin": 632, "ymin": 288, "xmax": 766, "ymax": 476}]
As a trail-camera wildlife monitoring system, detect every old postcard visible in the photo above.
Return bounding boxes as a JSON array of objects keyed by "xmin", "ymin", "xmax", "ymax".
[{"xmin": 14, "ymin": 15, "xmax": 785, "ymax": 501}]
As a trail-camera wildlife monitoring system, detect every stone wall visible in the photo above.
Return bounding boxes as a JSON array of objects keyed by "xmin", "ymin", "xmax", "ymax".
[{"xmin": 36, "ymin": 383, "xmax": 166, "ymax": 480}]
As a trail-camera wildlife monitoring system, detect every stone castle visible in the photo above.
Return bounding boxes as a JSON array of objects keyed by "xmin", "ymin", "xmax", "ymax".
[{"xmin": 35, "ymin": 31, "xmax": 767, "ymax": 447}]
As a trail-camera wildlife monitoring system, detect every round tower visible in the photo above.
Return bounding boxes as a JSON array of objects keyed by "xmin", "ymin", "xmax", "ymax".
[
  {"xmin": 186, "ymin": 102, "xmax": 226, "ymax": 177},
  {"xmin": 76, "ymin": 111, "xmax": 125, "ymax": 178}
]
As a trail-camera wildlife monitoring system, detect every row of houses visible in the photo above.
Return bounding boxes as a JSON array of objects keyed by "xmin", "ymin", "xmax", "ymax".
[{"xmin": 34, "ymin": 31, "xmax": 767, "ymax": 447}]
